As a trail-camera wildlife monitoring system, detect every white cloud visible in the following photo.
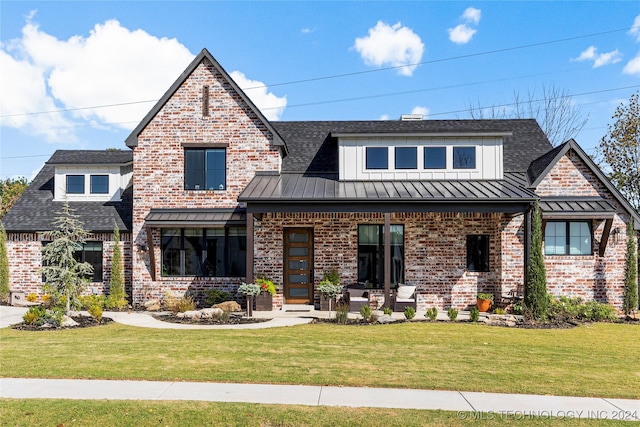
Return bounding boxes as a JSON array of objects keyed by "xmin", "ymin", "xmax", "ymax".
[
  {"xmin": 629, "ymin": 14, "xmax": 640, "ymax": 42},
  {"xmin": 353, "ymin": 21, "xmax": 424, "ymax": 76},
  {"xmin": 379, "ymin": 114, "xmax": 390, "ymax": 120},
  {"xmin": 448, "ymin": 25, "xmax": 477, "ymax": 45},
  {"xmin": 448, "ymin": 7, "xmax": 481, "ymax": 44},
  {"xmin": 573, "ymin": 46, "xmax": 622, "ymax": 68},
  {"xmin": 0, "ymin": 14, "xmax": 194, "ymax": 142},
  {"xmin": 410, "ymin": 106, "xmax": 429, "ymax": 118},
  {"xmin": 229, "ymin": 71, "xmax": 287, "ymax": 121},
  {"xmin": 301, "ymin": 28, "xmax": 315, "ymax": 34},
  {"xmin": 462, "ymin": 7, "xmax": 482, "ymax": 25},
  {"xmin": 623, "ymin": 52, "xmax": 640, "ymax": 76}
]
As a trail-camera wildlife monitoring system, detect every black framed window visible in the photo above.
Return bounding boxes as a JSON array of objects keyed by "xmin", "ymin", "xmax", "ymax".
[
  {"xmin": 544, "ymin": 221, "xmax": 592, "ymax": 255},
  {"xmin": 66, "ymin": 175, "xmax": 85, "ymax": 194},
  {"xmin": 43, "ymin": 241, "xmax": 103, "ymax": 282},
  {"xmin": 453, "ymin": 146, "xmax": 476, "ymax": 169},
  {"xmin": 90, "ymin": 175, "xmax": 109, "ymax": 194},
  {"xmin": 357, "ymin": 224, "xmax": 404, "ymax": 288},
  {"xmin": 395, "ymin": 147, "xmax": 417, "ymax": 169},
  {"xmin": 466, "ymin": 235, "xmax": 489, "ymax": 272},
  {"xmin": 366, "ymin": 147, "xmax": 388, "ymax": 169},
  {"xmin": 185, "ymin": 148, "xmax": 226, "ymax": 190},
  {"xmin": 424, "ymin": 147, "xmax": 446, "ymax": 169},
  {"xmin": 161, "ymin": 227, "xmax": 246, "ymax": 277}
]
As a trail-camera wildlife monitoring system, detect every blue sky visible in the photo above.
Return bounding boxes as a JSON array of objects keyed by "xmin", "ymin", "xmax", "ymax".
[{"xmin": 1, "ymin": 1, "xmax": 640, "ymax": 179}]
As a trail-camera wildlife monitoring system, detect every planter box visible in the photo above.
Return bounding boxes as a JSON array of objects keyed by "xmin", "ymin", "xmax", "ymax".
[
  {"xmin": 255, "ymin": 294, "xmax": 273, "ymax": 311},
  {"xmin": 320, "ymin": 297, "xmax": 336, "ymax": 311}
]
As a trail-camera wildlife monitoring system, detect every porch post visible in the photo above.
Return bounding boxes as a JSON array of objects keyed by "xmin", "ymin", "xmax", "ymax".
[
  {"xmin": 246, "ymin": 213, "xmax": 254, "ymax": 284},
  {"xmin": 384, "ymin": 212, "xmax": 391, "ymax": 307}
]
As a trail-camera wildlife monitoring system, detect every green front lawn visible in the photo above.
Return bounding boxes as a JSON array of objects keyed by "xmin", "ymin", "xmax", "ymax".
[{"xmin": 2, "ymin": 322, "xmax": 638, "ymax": 399}]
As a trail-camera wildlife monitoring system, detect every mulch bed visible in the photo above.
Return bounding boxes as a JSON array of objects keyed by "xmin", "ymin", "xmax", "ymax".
[
  {"xmin": 152, "ymin": 313, "xmax": 269, "ymax": 325},
  {"xmin": 12, "ymin": 315, "xmax": 114, "ymax": 331}
]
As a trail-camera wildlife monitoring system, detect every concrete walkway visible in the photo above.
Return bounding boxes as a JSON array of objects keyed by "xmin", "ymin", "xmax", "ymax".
[
  {"xmin": 2, "ymin": 305, "xmax": 638, "ymax": 420},
  {"xmin": 0, "ymin": 378, "xmax": 638, "ymax": 420}
]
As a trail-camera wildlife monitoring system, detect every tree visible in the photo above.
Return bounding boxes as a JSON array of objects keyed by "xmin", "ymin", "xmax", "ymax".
[
  {"xmin": 597, "ymin": 92, "xmax": 640, "ymax": 212},
  {"xmin": 467, "ymin": 85, "xmax": 588, "ymax": 146},
  {"xmin": 40, "ymin": 202, "xmax": 93, "ymax": 315},
  {"xmin": 106, "ymin": 225, "xmax": 128, "ymax": 309},
  {"xmin": 1, "ymin": 177, "xmax": 28, "ymax": 219},
  {"xmin": 623, "ymin": 218, "xmax": 638, "ymax": 317},
  {"xmin": 525, "ymin": 201, "xmax": 548, "ymax": 320},
  {"xmin": 0, "ymin": 224, "xmax": 9, "ymax": 302}
]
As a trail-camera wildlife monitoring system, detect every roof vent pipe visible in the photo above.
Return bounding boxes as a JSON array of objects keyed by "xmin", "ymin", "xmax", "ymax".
[{"xmin": 400, "ymin": 114, "xmax": 423, "ymax": 121}]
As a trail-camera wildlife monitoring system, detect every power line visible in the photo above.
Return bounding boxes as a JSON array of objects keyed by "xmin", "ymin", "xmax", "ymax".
[{"xmin": 1, "ymin": 24, "xmax": 637, "ymax": 118}]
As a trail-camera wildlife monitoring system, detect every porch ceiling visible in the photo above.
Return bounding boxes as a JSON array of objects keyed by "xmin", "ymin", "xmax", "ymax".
[{"xmin": 239, "ymin": 173, "xmax": 537, "ymax": 214}]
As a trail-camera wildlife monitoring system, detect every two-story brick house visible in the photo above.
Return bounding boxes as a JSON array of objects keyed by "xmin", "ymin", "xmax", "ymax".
[{"xmin": 4, "ymin": 48, "xmax": 639, "ymax": 311}]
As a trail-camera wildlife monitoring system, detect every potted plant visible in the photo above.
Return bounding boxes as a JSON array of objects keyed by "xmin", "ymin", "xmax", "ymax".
[
  {"xmin": 254, "ymin": 277, "xmax": 276, "ymax": 311},
  {"xmin": 237, "ymin": 282, "xmax": 260, "ymax": 317},
  {"xmin": 318, "ymin": 279, "xmax": 342, "ymax": 317},
  {"xmin": 477, "ymin": 292, "xmax": 494, "ymax": 312}
]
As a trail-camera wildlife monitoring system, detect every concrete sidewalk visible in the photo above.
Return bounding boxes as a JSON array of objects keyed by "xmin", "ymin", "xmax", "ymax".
[{"xmin": 1, "ymin": 378, "xmax": 638, "ymax": 421}]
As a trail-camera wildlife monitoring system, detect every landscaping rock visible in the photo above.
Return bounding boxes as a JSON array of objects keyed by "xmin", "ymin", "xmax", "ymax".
[
  {"xmin": 177, "ymin": 310, "xmax": 202, "ymax": 320},
  {"xmin": 144, "ymin": 299, "xmax": 161, "ymax": 311},
  {"xmin": 485, "ymin": 314, "xmax": 522, "ymax": 327},
  {"xmin": 201, "ymin": 308, "xmax": 223, "ymax": 318},
  {"xmin": 377, "ymin": 314, "xmax": 396, "ymax": 324},
  {"xmin": 60, "ymin": 315, "xmax": 79, "ymax": 327},
  {"xmin": 213, "ymin": 301, "xmax": 241, "ymax": 312}
]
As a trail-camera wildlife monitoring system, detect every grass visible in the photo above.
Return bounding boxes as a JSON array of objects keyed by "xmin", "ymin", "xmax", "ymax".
[
  {"xmin": 0, "ymin": 399, "xmax": 634, "ymax": 427},
  {"xmin": 1, "ymin": 322, "xmax": 639, "ymax": 399}
]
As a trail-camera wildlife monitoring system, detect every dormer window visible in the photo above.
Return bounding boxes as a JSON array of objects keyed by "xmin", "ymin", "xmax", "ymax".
[
  {"xmin": 66, "ymin": 175, "xmax": 85, "ymax": 194},
  {"xmin": 453, "ymin": 146, "xmax": 476, "ymax": 169},
  {"xmin": 395, "ymin": 147, "xmax": 417, "ymax": 169},
  {"xmin": 423, "ymin": 147, "xmax": 446, "ymax": 169},
  {"xmin": 365, "ymin": 147, "xmax": 388, "ymax": 170},
  {"xmin": 90, "ymin": 175, "xmax": 109, "ymax": 194}
]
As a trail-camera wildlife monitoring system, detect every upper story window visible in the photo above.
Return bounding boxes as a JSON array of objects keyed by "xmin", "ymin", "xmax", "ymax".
[
  {"xmin": 185, "ymin": 148, "xmax": 226, "ymax": 190},
  {"xmin": 544, "ymin": 221, "xmax": 592, "ymax": 255},
  {"xmin": 395, "ymin": 147, "xmax": 417, "ymax": 169},
  {"xmin": 90, "ymin": 175, "xmax": 109, "ymax": 194},
  {"xmin": 453, "ymin": 147, "xmax": 476, "ymax": 169},
  {"xmin": 66, "ymin": 175, "xmax": 85, "ymax": 194},
  {"xmin": 423, "ymin": 147, "xmax": 446, "ymax": 169},
  {"xmin": 366, "ymin": 147, "xmax": 388, "ymax": 169}
]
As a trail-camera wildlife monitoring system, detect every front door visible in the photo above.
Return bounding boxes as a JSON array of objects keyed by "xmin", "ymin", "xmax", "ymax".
[{"xmin": 284, "ymin": 228, "xmax": 313, "ymax": 304}]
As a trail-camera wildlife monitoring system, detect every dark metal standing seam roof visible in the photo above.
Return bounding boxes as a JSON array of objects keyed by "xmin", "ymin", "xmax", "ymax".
[
  {"xmin": 539, "ymin": 198, "xmax": 617, "ymax": 219},
  {"xmin": 144, "ymin": 208, "xmax": 246, "ymax": 226}
]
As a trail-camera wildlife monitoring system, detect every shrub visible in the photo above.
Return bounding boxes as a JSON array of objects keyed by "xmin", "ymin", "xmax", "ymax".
[
  {"xmin": 493, "ymin": 307, "xmax": 506, "ymax": 315},
  {"xmin": 623, "ymin": 218, "xmax": 638, "ymax": 316},
  {"xmin": 510, "ymin": 302, "xmax": 523, "ymax": 315},
  {"xmin": 79, "ymin": 294, "xmax": 105, "ymax": 310},
  {"xmin": 26, "ymin": 293, "xmax": 37, "ymax": 302},
  {"xmin": 88, "ymin": 305, "xmax": 103, "ymax": 323},
  {"xmin": 477, "ymin": 293, "xmax": 494, "ymax": 301},
  {"xmin": 425, "ymin": 307, "xmax": 438, "ymax": 321},
  {"xmin": 447, "ymin": 307, "xmax": 458, "ymax": 321},
  {"xmin": 335, "ymin": 302, "xmax": 349, "ymax": 324},
  {"xmin": 165, "ymin": 292, "xmax": 196, "ymax": 313},
  {"xmin": 404, "ymin": 306, "xmax": 416, "ymax": 320},
  {"xmin": 525, "ymin": 202, "xmax": 548, "ymax": 320},
  {"xmin": 204, "ymin": 289, "xmax": 232, "ymax": 306},
  {"xmin": 0, "ymin": 224, "xmax": 9, "ymax": 303},
  {"xmin": 359, "ymin": 304, "xmax": 372, "ymax": 321},
  {"xmin": 23, "ymin": 306, "xmax": 64, "ymax": 327},
  {"xmin": 107, "ymin": 225, "xmax": 128, "ymax": 309},
  {"xmin": 215, "ymin": 310, "xmax": 230, "ymax": 323},
  {"xmin": 383, "ymin": 307, "xmax": 393, "ymax": 316},
  {"xmin": 469, "ymin": 307, "xmax": 480, "ymax": 322},
  {"xmin": 548, "ymin": 296, "xmax": 617, "ymax": 322}
]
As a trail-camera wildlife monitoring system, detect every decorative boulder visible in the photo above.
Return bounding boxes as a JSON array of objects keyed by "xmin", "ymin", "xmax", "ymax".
[
  {"xmin": 60, "ymin": 315, "xmax": 79, "ymax": 327},
  {"xmin": 177, "ymin": 310, "xmax": 202, "ymax": 320},
  {"xmin": 144, "ymin": 299, "xmax": 161, "ymax": 311},
  {"xmin": 213, "ymin": 301, "xmax": 241, "ymax": 312},
  {"xmin": 201, "ymin": 308, "xmax": 224, "ymax": 318},
  {"xmin": 377, "ymin": 314, "xmax": 396, "ymax": 324}
]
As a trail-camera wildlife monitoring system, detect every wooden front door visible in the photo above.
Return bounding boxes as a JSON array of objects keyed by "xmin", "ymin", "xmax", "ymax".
[{"xmin": 284, "ymin": 228, "xmax": 313, "ymax": 304}]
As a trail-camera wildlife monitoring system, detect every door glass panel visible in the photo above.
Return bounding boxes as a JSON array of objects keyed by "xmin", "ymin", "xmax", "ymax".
[
  {"xmin": 289, "ymin": 260, "xmax": 308, "ymax": 270},
  {"xmin": 289, "ymin": 288, "xmax": 309, "ymax": 297},
  {"xmin": 289, "ymin": 247, "xmax": 309, "ymax": 256},
  {"xmin": 289, "ymin": 233, "xmax": 309, "ymax": 243},
  {"xmin": 289, "ymin": 274, "xmax": 308, "ymax": 284}
]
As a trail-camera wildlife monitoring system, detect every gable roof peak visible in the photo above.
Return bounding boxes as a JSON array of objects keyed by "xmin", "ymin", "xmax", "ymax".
[{"xmin": 125, "ymin": 48, "xmax": 286, "ymax": 154}]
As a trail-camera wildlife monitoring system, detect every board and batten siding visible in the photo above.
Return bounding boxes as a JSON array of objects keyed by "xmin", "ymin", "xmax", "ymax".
[
  {"xmin": 53, "ymin": 164, "xmax": 133, "ymax": 202},
  {"xmin": 338, "ymin": 136, "xmax": 504, "ymax": 180}
]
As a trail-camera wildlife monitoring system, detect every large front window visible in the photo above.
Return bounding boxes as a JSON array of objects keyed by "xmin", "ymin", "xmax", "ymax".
[
  {"xmin": 544, "ymin": 221, "xmax": 592, "ymax": 255},
  {"xmin": 185, "ymin": 148, "xmax": 226, "ymax": 190},
  {"xmin": 161, "ymin": 227, "xmax": 246, "ymax": 276},
  {"xmin": 357, "ymin": 224, "xmax": 404, "ymax": 288},
  {"xmin": 42, "ymin": 241, "xmax": 103, "ymax": 282}
]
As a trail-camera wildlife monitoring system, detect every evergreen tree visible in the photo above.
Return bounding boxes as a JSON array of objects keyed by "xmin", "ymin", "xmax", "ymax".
[
  {"xmin": 106, "ymin": 225, "xmax": 127, "ymax": 309},
  {"xmin": 525, "ymin": 201, "xmax": 548, "ymax": 320},
  {"xmin": 623, "ymin": 218, "xmax": 638, "ymax": 317},
  {"xmin": 0, "ymin": 224, "xmax": 9, "ymax": 302},
  {"xmin": 40, "ymin": 202, "xmax": 93, "ymax": 315}
]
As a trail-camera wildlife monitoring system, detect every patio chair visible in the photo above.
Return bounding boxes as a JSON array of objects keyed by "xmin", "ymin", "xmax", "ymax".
[
  {"xmin": 393, "ymin": 284, "xmax": 417, "ymax": 312},
  {"xmin": 344, "ymin": 284, "xmax": 371, "ymax": 312}
]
